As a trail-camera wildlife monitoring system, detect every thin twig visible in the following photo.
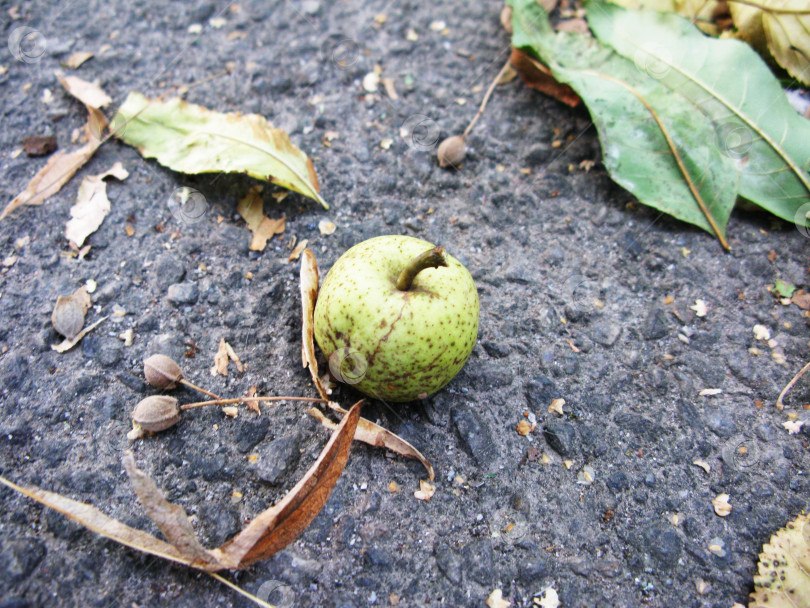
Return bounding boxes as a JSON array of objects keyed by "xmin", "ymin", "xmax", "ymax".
[
  {"xmin": 180, "ymin": 396, "xmax": 328, "ymax": 410},
  {"xmin": 463, "ymin": 59, "xmax": 513, "ymax": 139},
  {"xmin": 776, "ymin": 360, "xmax": 810, "ymax": 411},
  {"xmin": 207, "ymin": 572, "xmax": 276, "ymax": 608}
]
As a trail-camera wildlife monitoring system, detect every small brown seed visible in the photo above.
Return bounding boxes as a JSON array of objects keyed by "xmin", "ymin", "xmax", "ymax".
[
  {"xmin": 437, "ymin": 135, "xmax": 466, "ymax": 168},
  {"xmin": 131, "ymin": 395, "xmax": 181, "ymax": 432},
  {"xmin": 144, "ymin": 354, "xmax": 183, "ymax": 389}
]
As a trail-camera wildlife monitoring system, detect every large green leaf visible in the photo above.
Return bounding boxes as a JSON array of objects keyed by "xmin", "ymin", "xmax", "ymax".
[
  {"xmin": 510, "ymin": 0, "xmax": 737, "ymax": 246},
  {"xmin": 585, "ymin": 0, "xmax": 810, "ymax": 225},
  {"xmin": 112, "ymin": 93, "xmax": 327, "ymax": 208}
]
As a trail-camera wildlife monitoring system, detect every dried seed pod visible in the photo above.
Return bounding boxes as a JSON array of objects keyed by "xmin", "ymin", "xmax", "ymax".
[
  {"xmin": 143, "ymin": 354, "xmax": 183, "ymax": 389},
  {"xmin": 51, "ymin": 287, "xmax": 91, "ymax": 339},
  {"xmin": 131, "ymin": 395, "xmax": 181, "ymax": 432},
  {"xmin": 437, "ymin": 135, "xmax": 466, "ymax": 168}
]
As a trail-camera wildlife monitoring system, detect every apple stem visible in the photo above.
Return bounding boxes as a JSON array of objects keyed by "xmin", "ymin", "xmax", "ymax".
[{"xmin": 396, "ymin": 246, "xmax": 448, "ymax": 291}]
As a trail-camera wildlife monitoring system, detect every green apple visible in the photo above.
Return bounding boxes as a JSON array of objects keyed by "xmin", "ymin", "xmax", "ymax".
[{"xmin": 314, "ymin": 235, "xmax": 479, "ymax": 402}]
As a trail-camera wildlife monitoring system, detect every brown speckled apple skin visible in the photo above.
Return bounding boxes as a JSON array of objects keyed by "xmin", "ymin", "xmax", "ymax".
[{"xmin": 314, "ymin": 235, "xmax": 479, "ymax": 402}]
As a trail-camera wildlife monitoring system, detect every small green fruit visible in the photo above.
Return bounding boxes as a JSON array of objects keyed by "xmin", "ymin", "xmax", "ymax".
[{"xmin": 314, "ymin": 235, "xmax": 479, "ymax": 402}]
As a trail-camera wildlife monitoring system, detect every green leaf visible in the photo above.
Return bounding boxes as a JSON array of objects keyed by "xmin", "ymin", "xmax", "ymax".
[
  {"xmin": 585, "ymin": 0, "xmax": 810, "ymax": 225},
  {"xmin": 509, "ymin": 0, "xmax": 736, "ymax": 247},
  {"xmin": 112, "ymin": 93, "xmax": 327, "ymax": 208},
  {"xmin": 774, "ymin": 278, "xmax": 796, "ymax": 298}
]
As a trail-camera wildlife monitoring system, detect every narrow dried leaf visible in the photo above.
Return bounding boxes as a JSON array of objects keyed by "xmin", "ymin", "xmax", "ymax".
[
  {"xmin": 237, "ymin": 186, "xmax": 285, "ymax": 251},
  {"xmin": 212, "ymin": 402, "xmax": 360, "ymax": 568},
  {"xmin": 123, "ymin": 452, "xmax": 218, "ymax": 567},
  {"xmin": 1, "ymin": 107, "xmax": 106, "ymax": 219},
  {"xmin": 309, "ymin": 405, "xmax": 436, "ymax": 481},
  {"xmin": 57, "ymin": 74, "xmax": 112, "ymax": 109},
  {"xmin": 509, "ymin": 48, "xmax": 581, "ymax": 108},
  {"xmin": 112, "ymin": 92, "xmax": 327, "ymax": 208},
  {"xmin": 0, "ymin": 475, "xmax": 195, "ymax": 567},
  {"xmin": 65, "ymin": 162, "xmax": 128, "ymax": 247},
  {"xmin": 224, "ymin": 341, "xmax": 244, "ymax": 373},
  {"xmin": 300, "ymin": 249, "xmax": 328, "ymax": 400},
  {"xmin": 52, "ymin": 316, "xmax": 106, "ymax": 353}
]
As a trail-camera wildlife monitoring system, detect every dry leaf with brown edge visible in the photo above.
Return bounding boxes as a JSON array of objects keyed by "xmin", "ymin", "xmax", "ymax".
[
  {"xmin": 0, "ymin": 402, "xmax": 361, "ymax": 574},
  {"xmin": 237, "ymin": 186, "xmax": 286, "ymax": 251},
  {"xmin": 212, "ymin": 338, "xmax": 230, "ymax": 376},
  {"xmin": 2, "ymin": 106, "xmax": 107, "ymax": 219},
  {"xmin": 52, "ymin": 285, "xmax": 91, "ymax": 339},
  {"xmin": 300, "ymin": 248, "xmax": 328, "ymax": 401},
  {"xmin": 509, "ymin": 48, "xmax": 581, "ymax": 108},
  {"xmin": 57, "ymin": 74, "xmax": 112, "ymax": 109},
  {"xmin": 65, "ymin": 162, "xmax": 128, "ymax": 247},
  {"xmin": 791, "ymin": 290, "xmax": 810, "ymax": 310}
]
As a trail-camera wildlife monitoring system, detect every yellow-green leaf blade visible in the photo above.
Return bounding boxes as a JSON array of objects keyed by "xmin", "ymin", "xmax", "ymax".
[
  {"xmin": 586, "ymin": 0, "xmax": 810, "ymax": 225},
  {"xmin": 112, "ymin": 92, "xmax": 327, "ymax": 208}
]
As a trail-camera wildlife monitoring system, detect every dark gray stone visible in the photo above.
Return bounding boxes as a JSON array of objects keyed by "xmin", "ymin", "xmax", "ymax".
[
  {"xmin": 433, "ymin": 545, "xmax": 462, "ymax": 585},
  {"xmin": 589, "ymin": 322, "xmax": 622, "ymax": 347},
  {"xmin": 705, "ymin": 408, "xmax": 737, "ymax": 438},
  {"xmin": 606, "ymin": 471, "xmax": 631, "ymax": 493},
  {"xmin": 543, "ymin": 420, "xmax": 577, "ymax": 457},
  {"xmin": 643, "ymin": 307, "xmax": 670, "ymax": 340},
  {"xmin": 0, "ymin": 538, "xmax": 46, "ymax": 584},
  {"xmin": 153, "ymin": 253, "xmax": 186, "ymax": 290},
  {"xmin": 0, "ymin": 353, "xmax": 29, "ymax": 392},
  {"xmin": 167, "ymin": 282, "xmax": 199, "ymax": 305},
  {"xmin": 451, "ymin": 405, "xmax": 498, "ymax": 467},
  {"xmin": 524, "ymin": 375, "xmax": 559, "ymax": 409},
  {"xmin": 254, "ymin": 434, "xmax": 301, "ymax": 484}
]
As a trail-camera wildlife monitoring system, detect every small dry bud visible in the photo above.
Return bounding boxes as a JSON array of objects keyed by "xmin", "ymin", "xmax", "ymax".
[
  {"xmin": 437, "ymin": 135, "xmax": 466, "ymax": 168},
  {"xmin": 144, "ymin": 354, "xmax": 183, "ymax": 390},
  {"xmin": 131, "ymin": 395, "xmax": 181, "ymax": 432}
]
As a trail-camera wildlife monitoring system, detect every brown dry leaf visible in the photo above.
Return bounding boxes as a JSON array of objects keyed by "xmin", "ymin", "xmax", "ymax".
[
  {"xmin": 210, "ymin": 402, "xmax": 360, "ymax": 568},
  {"xmin": 1, "ymin": 107, "xmax": 106, "ymax": 219},
  {"xmin": 0, "ymin": 403, "xmax": 360, "ymax": 574},
  {"xmin": 51, "ymin": 285, "xmax": 91, "ymax": 339},
  {"xmin": 237, "ymin": 185, "xmax": 286, "ymax": 251},
  {"xmin": 300, "ymin": 249, "xmax": 436, "ymax": 481},
  {"xmin": 509, "ymin": 48, "xmax": 581, "ymax": 108},
  {"xmin": 65, "ymin": 162, "xmax": 128, "ymax": 247},
  {"xmin": 124, "ymin": 452, "xmax": 219, "ymax": 567},
  {"xmin": 63, "ymin": 51, "xmax": 94, "ymax": 69},
  {"xmin": 300, "ymin": 249, "xmax": 328, "ymax": 400},
  {"xmin": 244, "ymin": 385, "xmax": 261, "ymax": 415},
  {"xmin": 288, "ymin": 238, "xmax": 308, "ymax": 262},
  {"xmin": 309, "ymin": 406, "xmax": 436, "ymax": 481},
  {"xmin": 0, "ymin": 475, "xmax": 196, "ymax": 567},
  {"xmin": 57, "ymin": 74, "xmax": 112, "ymax": 109}
]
